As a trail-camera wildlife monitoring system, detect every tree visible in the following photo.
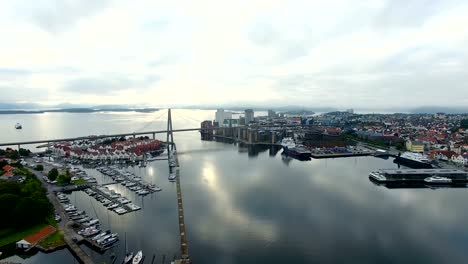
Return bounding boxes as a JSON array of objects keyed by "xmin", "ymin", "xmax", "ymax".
[
  {"xmin": 395, "ymin": 142, "xmax": 406, "ymax": 151},
  {"xmin": 35, "ymin": 164, "xmax": 44, "ymax": 171},
  {"xmin": 0, "ymin": 181, "xmax": 21, "ymax": 196},
  {"xmin": 0, "ymin": 193, "xmax": 20, "ymax": 225},
  {"xmin": 18, "ymin": 148, "xmax": 31, "ymax": 157},
  {"xmin": 57, "ymin": 174, "xmax": 71, "ymax": 185},
  {"xmin": 5, "ymin": 149, "xmax": 19, "ymax": 160},
  {"xmin": 13, "ymin": 197, "xmax": 51, "ymax": 228},
  {"xmin": 461, "ymin": 119, "xmax": 468, "ymax": 129},
  {"xmin": 48, "ymin": 168, "xmax": 58, "ymax": 181}
]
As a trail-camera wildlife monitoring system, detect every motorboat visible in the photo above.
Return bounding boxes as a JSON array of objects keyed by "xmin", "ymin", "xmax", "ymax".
[
  {"xmin": 369, "ymin": 171, "xmax": 387, "ymax": 182},
  {"xmin": 148, "ymin": 185, "xmax": 162, "ymax": 192},
  {"xmin": 107, "ymin": 203, "xmax": 119, "ymax": 209},
  {"xmin": 168, "ymin": 172, "xmax": 176, "ymax": 181},
  {"xmin": 92, "ymin": 230, "xmax": 110, "ymax": 241},
  {"xmin": 15, "ymin": 123, "xmax": 22, "ymax": 129},
  {"xmin": 424, "ymin": 176, "xmax": 452, "ymax": 184},
  {"xmin": 133, "ymin": 250, "xmax": 143, "ymax": 264}
]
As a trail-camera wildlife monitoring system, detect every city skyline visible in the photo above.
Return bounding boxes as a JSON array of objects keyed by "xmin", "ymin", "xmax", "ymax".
[{"xmin": 1, "ymin": 0, "xmax": 468, "ymax": 108}]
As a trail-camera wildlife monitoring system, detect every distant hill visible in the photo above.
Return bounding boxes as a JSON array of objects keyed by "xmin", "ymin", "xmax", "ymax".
[{"xmin": 410, "ymin": 106, "xmax": 468, "ymax": 114}]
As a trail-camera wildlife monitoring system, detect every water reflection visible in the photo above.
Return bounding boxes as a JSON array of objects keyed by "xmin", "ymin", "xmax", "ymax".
[{"xmin": 2, "ymin": 111, "xmax": 468, "ymax": 263}]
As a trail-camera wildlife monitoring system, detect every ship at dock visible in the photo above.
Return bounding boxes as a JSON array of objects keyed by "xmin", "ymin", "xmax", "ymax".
[
  {"xmin": 394, "ymin": 152, "xmax": 433, "ymax": 168},
  {"xmin": 369, "ymin": 169, "xmax": 468, "ymax": 186},
  {"xmin": 280, "ymin": 137, "xmax": 311, "ymax": 160}
]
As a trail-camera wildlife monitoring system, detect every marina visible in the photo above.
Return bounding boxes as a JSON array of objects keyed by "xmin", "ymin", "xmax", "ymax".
[{"xmin": 54, "ymin": 192, "xmax": 120, "ymax": 254}]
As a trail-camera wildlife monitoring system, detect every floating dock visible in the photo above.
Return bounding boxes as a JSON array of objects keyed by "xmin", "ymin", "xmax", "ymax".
[
  {"xmin": 369, "ymin": 169, "xmax": 468, "ymax": 184},
  {"xmin": 310, "ymin": 152, "xmax": 371, "ymax": 159},
  {"xmin": 85, "ymin": 186, "xmax": 141, "ymax": 215}
]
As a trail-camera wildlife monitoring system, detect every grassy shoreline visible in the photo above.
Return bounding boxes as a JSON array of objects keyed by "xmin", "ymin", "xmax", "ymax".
[
  {"xmin": 38, "ymin": 231, "xmax": 65, "ymax": 249},
  {"xmin": 0, "ymin": 167, "xmax": 56, "ymax": 248},
  {"xmin": 0, "ymin": 224, "xmax": 47, "ymax": 247}
]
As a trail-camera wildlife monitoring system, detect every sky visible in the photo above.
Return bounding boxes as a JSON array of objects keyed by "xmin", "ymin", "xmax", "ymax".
[{"xmin": 0, "ymin": 0, "xmax": 467, "ymax": 110}]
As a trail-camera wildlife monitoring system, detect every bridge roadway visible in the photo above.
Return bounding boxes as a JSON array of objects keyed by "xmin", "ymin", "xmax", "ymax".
[{"xmin": 0, "ymin": 124, "xmax": 319, "ymax": 147}]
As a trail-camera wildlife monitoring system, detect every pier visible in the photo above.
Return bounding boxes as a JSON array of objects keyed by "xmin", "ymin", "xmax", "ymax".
[
  {"xmin": 369, "ymin": 168, "xmax": 468, "ymax": 184},
  {"xmin": 167, "ymin": 109, "xmax": 191, "ymax": 263},
  {"xmin": 48, "ymin": 193, "xmax": 94, "ymax": 264}
]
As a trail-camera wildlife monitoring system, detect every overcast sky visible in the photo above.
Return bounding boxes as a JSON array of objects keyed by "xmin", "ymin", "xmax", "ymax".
[{"xmin": 0, "ymin": 0, "xmax": 467, "ymax": 109}]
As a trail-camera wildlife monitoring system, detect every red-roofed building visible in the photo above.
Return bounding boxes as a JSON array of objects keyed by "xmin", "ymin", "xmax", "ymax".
[
  {"xmin": 1, "ymin": 164, "xmax": 16, "ymax": 177},
  {"xmin": 430, "ymin": 150, "xmax": 457, "ymax": 161}
]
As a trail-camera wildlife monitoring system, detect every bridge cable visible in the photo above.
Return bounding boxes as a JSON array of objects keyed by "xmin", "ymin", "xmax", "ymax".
[
  {"xmin": 172, "ymin": 110, "xmax": 204, "ymax": 124},
  {"xmin": 134, "ymin": 109, "xmax": 168, "ymax": 132}
]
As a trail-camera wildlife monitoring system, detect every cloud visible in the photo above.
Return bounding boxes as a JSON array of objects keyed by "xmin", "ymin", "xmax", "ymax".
[
  {"xmin": 63, "ymin": 75, "xmax": 160, "ymax": 94},
  {"xmin": 375, "ymin": 0, "xmax": 464, "ymax": 29},
  {"xmin": 14, "ymin": 0, "xmax": 113, "ymax": 34},
  {"xmin": 0, "ymin": 68, "xmax": 31, "ymax": 76},
  {"xmin": 0, "ymin": 0, "xmax": 468, "ymax": 109}
]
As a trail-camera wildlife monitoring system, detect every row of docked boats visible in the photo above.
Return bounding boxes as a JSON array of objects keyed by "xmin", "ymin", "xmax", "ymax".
[
  {"xmin": 97, "ymin": 166, "xmax": 162, "ymax": 195},
  {"xmin": 67, "ymin": 166, "xmax": 97, "ymax": 183},
  {"xmin": 84, "ymin": 187, "xmax": 141, "ymax": 215},
  {"xmin": 56, "ymin": 192, "xmax": 119, "ymax": 250}
]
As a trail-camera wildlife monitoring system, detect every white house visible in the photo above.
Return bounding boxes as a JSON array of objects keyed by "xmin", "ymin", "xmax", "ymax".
[
  {"xmin": 451, "ymin": 154, "xmax": 468, "ymax": 166},
  {"xmin": 16, "ymin": 239, "xmax": 31, "ymax": 249}
]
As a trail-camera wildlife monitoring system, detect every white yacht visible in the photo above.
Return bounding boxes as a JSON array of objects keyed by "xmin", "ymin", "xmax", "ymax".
[
  {"xmin": 133, "ymin": 250, "xmax": 143, "ymax": 264},
  {"xmin": 424, "ymin": 176, "xmax": 452, "ymax": 184},
  {"xmin": 369, "ymin": 171, "xmax": 387, "ymax": 182}
]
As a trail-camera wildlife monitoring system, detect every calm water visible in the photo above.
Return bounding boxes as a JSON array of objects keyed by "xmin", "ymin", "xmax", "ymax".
[{"xmin": 1, "ymin": 110, "xmax": 468, "ymax": 263}]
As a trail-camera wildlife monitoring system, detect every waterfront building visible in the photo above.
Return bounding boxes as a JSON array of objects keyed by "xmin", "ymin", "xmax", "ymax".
[
  {"xmin": 215, "ymin": 109, "xmax": 232, "ymax": 126},
  {"xmin": 405, "ymin": 140, "xmax": 425, "ymax": 153},
  {"xmin": 245, "ymin": 109, "xmax": 254, "ymax": 124},
  {"xmin": 268, "ymin": 110, "xmax": 277, "ymax": 118}
]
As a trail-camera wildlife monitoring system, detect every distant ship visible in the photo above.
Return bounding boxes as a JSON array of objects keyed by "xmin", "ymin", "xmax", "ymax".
[
  {"xmin": 15, "ymin": 123, "xmax": 22, "ymax": 129},
  {"xmin": 394, "ymin": 152, "xmax": 433, "ymax": 168}
]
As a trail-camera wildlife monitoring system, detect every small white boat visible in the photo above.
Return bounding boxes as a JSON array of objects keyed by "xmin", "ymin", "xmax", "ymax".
[
  {"xmin": 133, "ymin": 250, "xmax": 143, "ymax": 264},
  {"xmin": 107, "ymin": 203, "xmax": 119, "ymax": 209},
  {"xmin": 424, "ymin": 176, "xmax": 452, "ymax": 184},
  {"xmin": 15, "ymin": 123, "xmax": 22, "ymax": 129},
  {"xmin": 168, "ymin": 172, "xmax": 176, "ymax": 181},
  {"xmin": 124, "ymin": 252, "xmax": 134, "ymax": 264},
  {"xmin": 148, "ymin": 185, "xmax": 162, "ymax": 192},
  {"xmin": 369, "ymin": 171, "xmax": 387, "ymax": 182}
]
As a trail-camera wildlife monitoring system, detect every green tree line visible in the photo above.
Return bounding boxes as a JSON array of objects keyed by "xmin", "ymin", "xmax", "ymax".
[
  {"xmin": 0, "ymin": 170, "xmax": 53, "ymax": 228},
  {"xmin": 0, "ymin": 148, "xmax": 31, "ymax": 160}
]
